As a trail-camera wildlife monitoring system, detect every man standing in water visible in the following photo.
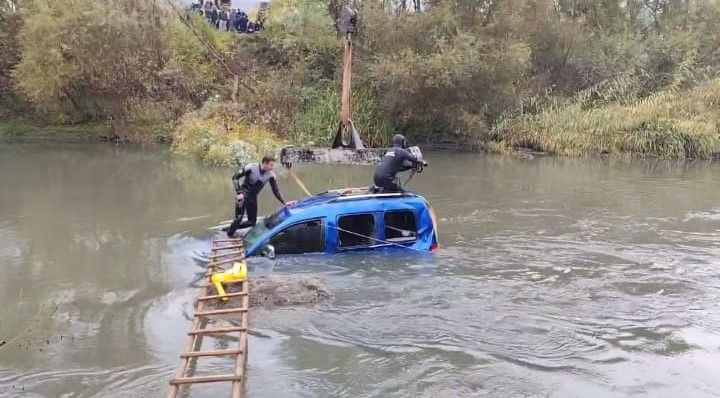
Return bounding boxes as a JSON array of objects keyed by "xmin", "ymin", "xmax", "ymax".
[
  {"xmin": 226, "ymin": 156, "xmax": 294, "ymax": 238},
  {"xmin": 373, "ymin": 134, "xmax": 427, "ymax": 192}
]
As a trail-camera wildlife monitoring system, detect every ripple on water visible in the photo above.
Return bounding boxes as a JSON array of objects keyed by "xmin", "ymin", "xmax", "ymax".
[
  {"xmin": 239, "ymin": 207, "xmax": 720, "ymax": 396},
  {"xmin": 8, "ymin": 147, "xmax": 720, "ymax": 397}
]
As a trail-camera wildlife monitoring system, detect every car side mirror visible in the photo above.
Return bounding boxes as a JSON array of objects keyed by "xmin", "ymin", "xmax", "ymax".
[{"xmin": 261, "ymin": 244, "xmax": 276, "ymax": 260}]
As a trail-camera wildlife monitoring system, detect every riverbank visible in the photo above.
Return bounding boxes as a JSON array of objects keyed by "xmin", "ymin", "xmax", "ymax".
[
  {"xmin": 0, "ymin": 120, "xmax": 113, "ymax": 141},
  {"xmin": 3, "ymin": 112, "xmax": 718, "ymax": 164},
  {"xmin": 3, "ymin": 0, "xmax": 720, "ymax": 163},
  {"xmin": 495, "ymin": 78, "xmax": 720, "ymax": 160}
]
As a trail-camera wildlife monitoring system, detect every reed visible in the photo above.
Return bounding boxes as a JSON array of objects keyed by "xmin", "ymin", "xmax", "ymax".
[
  {"xmin": 497, "ymin": 79, "xmax": 720, "ymax": 159},
  {"xmin": 289, "ymin": 86, "xmax": 393, "ymax": 148}
]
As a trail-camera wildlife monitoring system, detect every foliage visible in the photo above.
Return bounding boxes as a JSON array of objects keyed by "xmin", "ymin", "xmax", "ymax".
[
  {"xmin": 13, "ymin": 0, "xmax": 165, "ymax": 120},
  {"xmin": 290, "ymin": 86, "xmax": 393, "ymax": 146},
  {"xmin": 497, "ymin": 79, "xmax": 720, "ymax": 159},
  {"xmin": 160, "ymin": 16, "xmax": 226, "ymax": 107},
  {"xmin": 0, "ymin": 8, "xmax": 26, "ymax": 115},
  {"xmin": 4, "ymin": 0, "xmax": 720, "ymax": 161},
  {"xmin": 9, "ymin": 0, "xmax": 214, "ymax": 139},
  {"xmin": 172, "ymin": 101, "xmax": 285, "ymax": 166}
]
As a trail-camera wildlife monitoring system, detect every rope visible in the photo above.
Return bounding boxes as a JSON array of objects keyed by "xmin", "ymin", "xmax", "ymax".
[
  {"xmin": 288, "ymin": 168, "xmax": 312, "ymax": 197},
  {"xmin": 326, "ymin": 224, "xmax": 428, "ymax": 253},
  {"xmin": 402, "ymin": 169, "xmax": 416, "ymax": 189}
]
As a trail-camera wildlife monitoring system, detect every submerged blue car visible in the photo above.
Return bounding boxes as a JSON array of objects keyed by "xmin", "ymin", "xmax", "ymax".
[{"xmin": 242, "ymin": 188, "xmax": 439, "ymax": 257}]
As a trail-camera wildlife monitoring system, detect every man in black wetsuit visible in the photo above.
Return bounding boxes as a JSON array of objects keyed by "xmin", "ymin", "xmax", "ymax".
[
  {"xmin": 226, "ymin": 156, "xmax": 294, "ymax": 238},
  {"xmin": 373, "ymin": 134, "xmax": 427, "ymax": 192}
]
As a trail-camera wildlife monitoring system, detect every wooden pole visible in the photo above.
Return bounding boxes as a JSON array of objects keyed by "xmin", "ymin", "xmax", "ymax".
[{"xmin": 340, "ymin": 35, "xmax": 353, "ymax": 131}]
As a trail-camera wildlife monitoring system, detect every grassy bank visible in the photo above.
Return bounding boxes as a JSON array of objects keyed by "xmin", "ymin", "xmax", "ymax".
[
  {"xmin": 496, "ymin": 79, "xmax": 720, "ymax": 159},
  {"xmin": 2, "ymin": 0, "xmax": 720, "ymax": 162},
  {"xmin": 171, "ymin": 101, "xmax": 285, "ymax": 166},
  {"xmin": 0, "ymin": 120, "xmax": 113, "ymax": 141}
]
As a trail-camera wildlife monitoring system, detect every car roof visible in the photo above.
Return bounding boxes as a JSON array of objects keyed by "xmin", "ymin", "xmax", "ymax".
[{"xmin": 281, "ymin": 188, "xmax": 427, "ymax": 220}]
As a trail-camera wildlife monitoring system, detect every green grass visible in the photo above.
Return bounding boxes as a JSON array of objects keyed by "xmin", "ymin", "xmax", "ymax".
[
  {"xmin": 172, "ymin": 101, "xmax": 285, "ymax": 166},
  {"xmin": 289, "ymin": 87, "xmax": 393, "ymax": 147},
  {"xmin": 496, "ymin": 79, "xmax": 720, "ymax": 159}
]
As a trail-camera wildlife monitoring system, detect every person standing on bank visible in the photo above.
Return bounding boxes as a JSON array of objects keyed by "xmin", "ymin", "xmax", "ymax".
[{"xmin": 226, "ymin": 156, "xmax": 295, "ymax": 238}]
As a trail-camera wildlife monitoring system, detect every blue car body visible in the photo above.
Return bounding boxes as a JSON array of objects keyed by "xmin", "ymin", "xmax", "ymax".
[{"xmin": 243, "ymin": 189, "xmax": 439, "ymax": 256}]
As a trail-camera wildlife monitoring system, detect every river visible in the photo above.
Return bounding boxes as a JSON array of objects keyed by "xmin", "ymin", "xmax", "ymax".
[{"xmin": 1, "ymin": 141, "xmax": 720, "ymax": 397}]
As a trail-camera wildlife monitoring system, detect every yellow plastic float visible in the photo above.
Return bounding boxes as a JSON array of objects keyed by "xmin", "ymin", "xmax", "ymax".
[{"xmin": 210, "ymin": 261, "xmax": 248, "ymax": 301}]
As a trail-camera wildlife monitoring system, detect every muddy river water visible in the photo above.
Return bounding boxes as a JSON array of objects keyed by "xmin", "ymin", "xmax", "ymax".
[{"xmin": 1, "ymin": 141, "xmax": 720, "ymax": 397}]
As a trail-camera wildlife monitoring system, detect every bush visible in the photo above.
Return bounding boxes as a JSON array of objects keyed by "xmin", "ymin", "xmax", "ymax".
[
  {"xmin": 289, "ymin": 86, "xmax": 393, "ymax": 147},
  {"xmin": 10, "ymin": 0, "xmax": 213, "ymax": 137},
  {"xmin": 0, "ymin": 9, "xmax": 29, "ymax": 116},
  {"xmin": 117, "ymin": 98, "xmax": 191, "ymax": 143},
  {"xmin": 365, "ymin": 7, "xmax": 531, "ymax": 142},
  {"xmin": 7, "ymin": 0, "xmax": 720, "ymax": 160},
  {"xmin": 172, "ymin": 101, "xmax": 285, "ymax": 166},
  {"xmin": 13, "ymin": 0, "xmax": 165, "ymax": 119}
]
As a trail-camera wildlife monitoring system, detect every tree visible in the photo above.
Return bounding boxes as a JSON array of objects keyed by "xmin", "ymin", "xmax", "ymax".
[
  {"xmin": 12, "ymin": 0, "xmax": 169, "ymax": 120},
  {"xmin": 0, "ymin": 1, "xmax": 23, "ymax": 114}
]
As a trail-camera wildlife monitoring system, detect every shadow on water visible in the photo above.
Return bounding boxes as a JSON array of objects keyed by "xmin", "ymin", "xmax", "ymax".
[{"xmin": 2, "ymin": 143, "xmax": 720, "ymax": 397}]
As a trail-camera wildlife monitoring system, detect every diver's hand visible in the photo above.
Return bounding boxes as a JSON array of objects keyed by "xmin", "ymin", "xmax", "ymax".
[
  {"xmin": 235, "ymin": 193, "xmax": 244, "ymax": 202},
  {"xmin": 284, "ymin": 200, "xmax": 298, "ymax": 206}
]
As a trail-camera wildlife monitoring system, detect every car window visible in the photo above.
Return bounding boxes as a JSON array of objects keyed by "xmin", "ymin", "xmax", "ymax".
[
  {"xmin": 269, "ymin": 219, "xmax": 324, "ymax": 255},
  {"xmin": 338, "ymin": 214, "xmax": 376, "ymax": 248},
  {"xmin": 384, "ymin": 211, "xmax": 418, "ymax": 243}
]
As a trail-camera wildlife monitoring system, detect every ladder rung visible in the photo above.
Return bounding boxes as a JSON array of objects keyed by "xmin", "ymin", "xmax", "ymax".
[
  {"xmin": 170, "ymin": 373, "xmax": 243, "ymax": 384},
  {"xmin": 208, "ymin": 257, "xmax": 245, "ymax": 267},
  {"xmin": 201, "ymin": 279, "xmax": 247, "ymax": 288},
  {"xmin": 213, "ymin": 244, "xmax": 244, "ymax": 250},
  {"xmin": 211, "ymin": 251, "xmax": 245, "ymax": 259},
  {"xmin": 205, "ymin": 268, "xmax": 249, "ymax": 277},
  {"xmin": 213, "ymin": 238, "xmax": 243, "ymax": 243},
  {"xmin": 197, "ymin": 291, "xmax": 248, "ymax": 301},
  {"xmin": 205, "ymin": 266, "xmax": 228, "ymax": 275},
  {"xmin": 180, "ymin": 348, "xmax": 244, "ymax": 358},
  {"xmin": 205, "ymin": 268, "xmax": 248, "ymax": 278},
  {"xmin": 188, "ymin": 326, "xmax": 247, "ymax": 335},
  {"xmin": 195, "ymin": 307, "xmax": 248, "ymax": 317}
]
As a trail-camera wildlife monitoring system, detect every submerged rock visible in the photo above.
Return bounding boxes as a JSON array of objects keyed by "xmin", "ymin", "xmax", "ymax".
[
  {"xmin": 250, "ymin": 275, "xmax": 333, "ymax": 307},
  {"xmin": 206, "ymin": 275, "xmax": 332, "ymax": 310}
]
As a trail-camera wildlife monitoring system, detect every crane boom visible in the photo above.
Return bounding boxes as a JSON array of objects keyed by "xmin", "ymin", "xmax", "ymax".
[{"xmin": 280, "ymin": 5, "xmax": 423, "ymax": 169}]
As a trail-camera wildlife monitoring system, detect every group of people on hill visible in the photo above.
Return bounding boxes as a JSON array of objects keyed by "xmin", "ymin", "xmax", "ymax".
[{"xmin": 190, "ymin": 0, "xmax": 264, "ymax": 33}]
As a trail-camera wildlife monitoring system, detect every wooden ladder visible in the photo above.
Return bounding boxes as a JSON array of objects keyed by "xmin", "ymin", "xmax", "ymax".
[{"xmin": 167, "ymin": 237, "xmax": 249, "ymax": 398}]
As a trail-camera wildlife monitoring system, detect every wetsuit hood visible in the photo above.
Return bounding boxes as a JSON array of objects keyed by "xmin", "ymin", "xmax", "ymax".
[{"xmin": 392, "ymin": 134, "xmax": 407, "ymax": 148}]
